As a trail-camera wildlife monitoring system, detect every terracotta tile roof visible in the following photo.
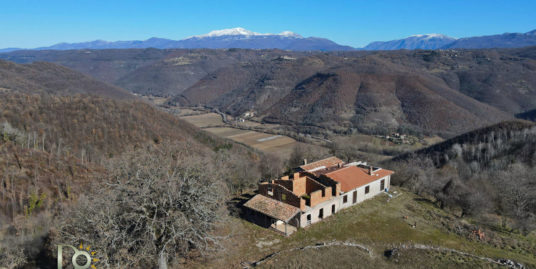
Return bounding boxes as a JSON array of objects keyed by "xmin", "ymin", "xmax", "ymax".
[
  {"xmin": 299, "ymin": 156, "xmax": 344, "ymax": 171},
  {"xmin": 243, "ymin": 194, "xmax": 300, "ymax": 222},
  {"xmin": 325, "ymin": 166, "xmax": 394, "ymax": 192}
]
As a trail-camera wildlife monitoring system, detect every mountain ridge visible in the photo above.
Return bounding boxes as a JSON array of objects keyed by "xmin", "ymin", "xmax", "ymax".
[
  {"xmin": 6, "ymin": 28, "xmax": 353, "ymax": 52},
  {"xmin": 363, "ymin": 29, "xmax": 536, "ymax": 50},
  {"xmin": 2, "ymin": 47, "xmax": 536, "ymax": 137},
  {"xmin": 363, "ymin": 34, "xmax": 457, "ymax": 50},
  {"xmin": 443, "ymin": 29, "xmax": 536, "ymax": 49},
  {"xmin": 3, "ymin": 28, "xmax": 536, "ymax": 52},
  {"xmin": 171, "ymin": 48, "xmax": 536, "ymax": 136}
]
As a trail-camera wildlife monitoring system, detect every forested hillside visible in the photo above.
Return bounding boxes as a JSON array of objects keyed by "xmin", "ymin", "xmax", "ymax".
[
  {"xmin": 0, "ymin": 92, "xmax": 267, "ymax": 268},
  {"xmin": 0, "ymin": 60, "xmax": 133, "ymax": 99},
  {"xmin": 387, "ymin": 120, "xmax": 536, "ymax": 230}
]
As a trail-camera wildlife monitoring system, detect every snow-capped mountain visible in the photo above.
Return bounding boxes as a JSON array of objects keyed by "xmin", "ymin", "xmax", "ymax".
[
  {"xmin": 195, "ymin": 27, "xmax": 261, "ymax": 37},
  {"xmin": 363, "ymin": 34, "xmax": 457, "ymax": 50},
  {"xmin": 174, "ymin": 28, "xmax": 350, "ymax": 51},
  {"xmin": 191, "ymin": 27, "xmax": 303, "ymax": 38},
  {"xmin": 8, "ymin": 27, "xmax": 353, "ymax": 51}
]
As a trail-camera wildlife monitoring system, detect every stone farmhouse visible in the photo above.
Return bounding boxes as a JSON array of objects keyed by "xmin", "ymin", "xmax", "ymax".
[{"xmin": 243, "ymin": 157, "xmax": 394, "ymax": 235}]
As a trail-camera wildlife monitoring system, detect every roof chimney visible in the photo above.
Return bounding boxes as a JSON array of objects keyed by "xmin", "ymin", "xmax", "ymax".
[
  {"xmin": 369, "ymin": 165, "xmax": 374, "ymax": 175},
  {"xmin": 303, "ymin": 159, "xmax": 307, "ymax": 165}
]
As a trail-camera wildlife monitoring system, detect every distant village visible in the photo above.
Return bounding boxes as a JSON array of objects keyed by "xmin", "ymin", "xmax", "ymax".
[
  {"xmin": 244, "ymin": 157, "xmax": 394, "ymax": 235},
  {"xmin": 378, "ymin": 132, "xmax": 420, "ymax": 145}
]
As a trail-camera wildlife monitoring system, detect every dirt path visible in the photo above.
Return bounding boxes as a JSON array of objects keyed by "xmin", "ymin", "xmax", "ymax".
[{"xmin": 243, "ymin": 241, "xmax": 525, "ymax": 268}]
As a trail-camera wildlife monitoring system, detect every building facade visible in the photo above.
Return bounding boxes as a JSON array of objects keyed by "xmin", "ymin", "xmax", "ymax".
[{"xmin": 243, "ymin": 157, "xmax": 394, "ymax": 235}]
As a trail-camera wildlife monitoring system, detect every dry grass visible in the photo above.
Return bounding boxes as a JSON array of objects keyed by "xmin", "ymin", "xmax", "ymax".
[
  {"xmin": 181, "ymin": 113, "xmax": 225, "ymax": 127},
  {"xmin": 205, "ymin": 127, "xmax": 246, "ymax": 137},
  {"xmin": 192, "ymin": 187, "xmax": 536, "ymax": 268},
  {"xmin": 175, "ymin": 108, "xmax": 205, "ymax": 117}
]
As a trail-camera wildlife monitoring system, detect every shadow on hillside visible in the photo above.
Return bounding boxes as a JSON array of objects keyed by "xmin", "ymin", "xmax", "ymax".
[{"xmin": 226, "ymin": 192, "xmax": 256, "ymax": 217}]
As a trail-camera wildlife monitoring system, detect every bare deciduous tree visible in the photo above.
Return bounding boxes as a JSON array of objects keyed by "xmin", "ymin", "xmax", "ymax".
[
  {"xmin": 57, "ymin": 143, "xmax": 228, "ymax": 269},
  {"xmin": 259, "ymin": 153, "xmax": 283, "ymax": 181}
]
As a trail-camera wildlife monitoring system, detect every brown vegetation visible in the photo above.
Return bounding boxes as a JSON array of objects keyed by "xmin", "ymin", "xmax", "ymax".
[
  {"xmin": 173, "ymin": 48, "xmax": 536, "ymax": 137},
  {"xmin": 0, "ymin": 92, "xmax": 209, "ymax": 163},
  {"xmin": 56, "ymin": 143, "xmax": 229, "ymax": 269},
  {"xmin": 0, "ymin": 60, "xmax": 133, "ymax": 99},
  {"xmin": 0, "ymin": 91, "xmax": 270, "ymax": 268},
  {"xmin": 5, "ymin": 48, "xmax": 536, "ymax": 136},
  {"xmin": 387, "ymin": 120, "xmax": 536, "ymax": 231}
]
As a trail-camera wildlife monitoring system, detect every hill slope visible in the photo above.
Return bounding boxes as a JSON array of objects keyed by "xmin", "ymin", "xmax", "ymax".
[
  {"xmin": 3, "ymin": 47, "xmax": 536, "ymax": 137},
  {"xmin": 0, "ymin": 60, "xmax": 133, "ymax": 99},
  {"xmin": 114, "ymin": 50, "xmax": 291, "ymax": 96},
  {"xmin": 174, "ymin": 49, "xmax": 536, "ymax": 136},
  {"xmin": 387, "ymin": 120, "xmax": 536, "ymax": 229},
  {"xmin": 0, "ymin": 92, "xmax": 197, "ymax": 221},
  {"xmin": 0, "ymin": 91, "xmax": 264, "ymax": 221},
  {"xmin": 0, "ymin": 49, "xmax": 172, "ymax": 84},
  {"xmin": 0, "ymin": 49, "xmax": 304, "ymax": 96}
]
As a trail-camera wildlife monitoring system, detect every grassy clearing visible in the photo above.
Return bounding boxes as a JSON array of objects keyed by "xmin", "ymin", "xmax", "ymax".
[
  {"xmin": 257, "ymin": 246, "xmax": 502, "ymax": 269},
  {"xmin": 192, "ymin": 187, "xmax": 536, "ymax": 268}
]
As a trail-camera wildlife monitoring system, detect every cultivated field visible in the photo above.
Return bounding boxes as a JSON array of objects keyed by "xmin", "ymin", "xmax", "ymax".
[
  {"xmin": 181, "ymin": 112, "xmax": 327, "ymax": 159},
  {"xmin": 204, "ymin": 127, "xmax": 318, "ymax": 159},
  {"xmin": 181, "ymin": 113, "xmax": 225, "ymax": 127}
]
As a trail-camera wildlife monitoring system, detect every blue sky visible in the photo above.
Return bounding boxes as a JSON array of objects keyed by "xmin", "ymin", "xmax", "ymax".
[{"xmin": 1, "ymin": 0, "xmax": 535, "ymax": 48}]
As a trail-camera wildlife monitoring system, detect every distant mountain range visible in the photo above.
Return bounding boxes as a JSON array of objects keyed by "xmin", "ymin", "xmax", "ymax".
[
  {"xmin": 1, "ymin": 28, "xmax": 536, "ymax": 52},
  {"xmin": 444, "ymin": 29, "xmax": 536, "ymax": 49},
  {"xmin": 363, "ymin": 29, "xmax": 536, "ymax": 50},
  {"xmin": 363, "ymin": 34, "xmax": 457, "ymax": 50},
  {"xmin": 0, "ymin": 28, "xmax": 353, "ymax": 52}
]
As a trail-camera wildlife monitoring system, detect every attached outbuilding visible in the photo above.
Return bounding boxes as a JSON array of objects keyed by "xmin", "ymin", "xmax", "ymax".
[{"xmin": 243, "ymin": 194, "xmax": 300, "ymax": 235}]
